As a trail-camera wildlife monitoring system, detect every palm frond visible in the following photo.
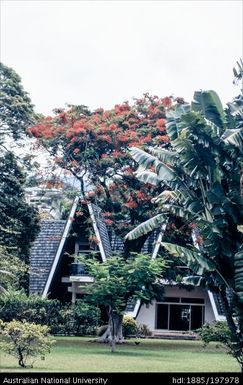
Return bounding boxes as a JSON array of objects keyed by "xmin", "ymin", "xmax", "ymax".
[
  {"xmin": 125, "ymin": 214, "xmax": 167, "ymax": 240},
  {"xmin": 166, "ymin": 104, "xmax": 190, "ymax": 141},
  {"xmin": 130, "ymin": 147, "xmax": 196, "ymax": 200},
  {"xmin": 155, "ymin": 161, "xmax": 179, "ymax": 182},
  {"xmin": 148, "ymin": 147, "xmax": 178, "ymax": 165},
  {"xmin": 222, "ymin": 128, "xmax": 243, "ymax": 150},
  {"xmin": 161, "ymin": 242, "xmax": 215, "ymax": 271},
  {"xmin": 130, "ymin": 147, "xmax": 157, "ymax": 168},
  {"xmin": 182, "ymin": 275, "xmax": 205, "ymax": 286},
  {"xmin": 151, "ymin": 190, "xmax": 177, "ymax": 204},
  {"xmin": 191, "ymin": 90, "xmax": 226, "ymax": 130},
  {"xmin": 135, "ymin": 170, "xmax": 162, "ymax": 185}
]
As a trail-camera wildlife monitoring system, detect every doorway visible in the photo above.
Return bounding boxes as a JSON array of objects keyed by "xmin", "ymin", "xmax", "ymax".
[{"xmin": 156, "ymin": 298, "xmax": 205, "ymax": 331}]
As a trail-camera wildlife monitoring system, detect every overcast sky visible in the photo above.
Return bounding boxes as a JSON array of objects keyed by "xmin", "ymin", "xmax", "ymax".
[{"xmin": 1, "ymin": 0, "xmax": 242, "ymax": 115}]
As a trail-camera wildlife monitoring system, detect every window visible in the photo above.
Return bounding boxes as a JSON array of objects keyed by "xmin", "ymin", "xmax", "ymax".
[
  {"xmin": 156, "ymin": 304, "xmax": 168, "ymax": 329},
  {"xmin": 164, "ymin": 297, "xmax": 180, "ymax": 303},
  {"xmin": 181, "ymin": 297, "xmax": 204, "ymax": 304},
  {"xmin": 156, "ymin": 297, "xmax": 205, "ymax": 331}
]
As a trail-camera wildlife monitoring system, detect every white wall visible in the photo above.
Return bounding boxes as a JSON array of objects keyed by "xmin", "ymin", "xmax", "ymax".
[
  {"xmin": 205, "ymin": 292, "xmax": 215, "ymax": 323},
  {"xmin": 136, "ymin": 286, "xmax": 216, "ymax": 332},
  {"xmin": 136, "ymin": 300, "xmax": 156, "ymax": 331}
]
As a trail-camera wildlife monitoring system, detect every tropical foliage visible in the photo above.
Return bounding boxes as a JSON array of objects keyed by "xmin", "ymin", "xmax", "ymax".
[
  {"xmin": 80, "ymin": 254, "xmax": 165, "ymax": 352},
  {"xmin": 0, "ymin": 152, "xmax": 39, "ymax": 293},
  {"xmin": 0, "ymin": 291, "xmax": 100, "ymax": 336},
  {"xmin": 0, "ymin": 64, "xmax": 40, "ymax": 292},
  {"xmin": 196, "ymin": 321, "xmax": 243, "ymax": 365},
  {"xmin": 0, "ymin": 319, "xmax": 55, "ymax": 368},
  {"xmin": 126, "ymin": 89, "xmax": 243, "ymax": 368},
  {"xmin": 0, "ymin": 62, "xmax": 35, "ymax": 141},
  {"xmin": 28, "ymin": 95, "xmax": 184, "ymax": 238},
  {"xmin": 0, "ymin": 247, "xmax": 27, "ymax": 294},
  {"xmin": 197, "ymin": 321, "xmax": 231, "ymax": 347},
  {"xmin": 122, "ymin": 315, "xmax": 138, "ymax": 337}
]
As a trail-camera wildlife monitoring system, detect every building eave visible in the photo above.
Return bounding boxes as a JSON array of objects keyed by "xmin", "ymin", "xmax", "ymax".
[{"xmin": 42, "ymin": 196, "xmax": 80, "ymax": 298}]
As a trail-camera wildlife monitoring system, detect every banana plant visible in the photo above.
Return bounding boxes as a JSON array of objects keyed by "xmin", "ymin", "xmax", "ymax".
[{"xmin": 126, "ymin": 90, "xmax": 243, "ymax": 369}]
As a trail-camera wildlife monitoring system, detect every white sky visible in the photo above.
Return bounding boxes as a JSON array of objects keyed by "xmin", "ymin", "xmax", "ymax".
[{"xmin": 1, "ymin": 0, "xmax": 243, "ymax": 115}]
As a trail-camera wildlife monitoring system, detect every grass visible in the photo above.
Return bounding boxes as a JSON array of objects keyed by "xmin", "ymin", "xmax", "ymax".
[{"xmin": 0, "ymin": 337, "xmax": 240, "ymax": 372}]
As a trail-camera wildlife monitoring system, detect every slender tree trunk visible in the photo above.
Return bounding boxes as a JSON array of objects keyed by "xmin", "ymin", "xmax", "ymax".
[
  {"xmin": 98, "ymin": 313, "xmax": 124, "ymax": 348},
  {"xmin": 111, "ymin": 313, "xmax": 116, "ymax": 353},
  {"xmin": 240, "ymin": 172, "xmax": 243, "ymax": 198},
  {"xmin": 219, "ymin": 287, "xmax": 243, "ymax": 371},
  {"xmin": 99, "ymin": 180, "xmax": 114, "ymax": 212},
  {"xmin": 17, "ymin": 347, "xmax": 25, "ymax": 368}
]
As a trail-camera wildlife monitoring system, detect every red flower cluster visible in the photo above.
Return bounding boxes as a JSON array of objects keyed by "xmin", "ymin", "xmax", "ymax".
[
  {"xmin": 103, "ymin": 212, "xmax": 113, "ymax": 217},
  {"xmin": 161, "ymin": 97, "xmax": 172, "ymax": 108},
  {"xmin": 104, "ymin": 219, "xmax": 113, "ymax": 226},
  {"xmin": 76, "ymin": 211, "xmax": 84, "ymax": 216},
  {"xmin": 109, "ymin": 123, "xmax": 118, "ymax": 131},
  {"xmin": 89, "ymin": 235, "xmax": 100, "ymax": 244},
  {"xmin": 98, "ymin": 135, "xmax": 112, "ymax": 143},
  {"xmin": 28, "ymin": 93, "xmax": 183, "ymax": 237},
  {"xmin": 156, "ymin": 135, "xmax": 170, "ymax": 143},
  {"xmin": 125, "ymin": 200, "xmax": 138, "ymax": 209},
  {"xmin": 112, "ymin": 150, "xmax": 125, "ymax": 158},
  {"xmin": 136, "ymin": 191, "xmax": 151, "ymax": 201}
]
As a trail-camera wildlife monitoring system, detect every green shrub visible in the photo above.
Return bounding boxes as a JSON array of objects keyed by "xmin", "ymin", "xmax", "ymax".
[
  {"xmin": 0, "ymin": 320, "xmax": 55, "ymax": 368},
  {"xmin": 137, "ymin": 323, "xmax": 152, "ymax": 337},
  {"xmin": 0, "ymin": 292, "xmax": 100, "ymax": 336},
  {"xmin": 122, "ymin": 315, "xmax": 138, "ymax": 337},
  {"xmin": 60, "ymin": 302, "xmax": 100, "ymax": 336},
  {"xmin": 0, "ymin": 292, "xmax": 62, "ymax": 334},
  {"xmin": 197, "ymin": 321, "xmax": 231, "ymax": 346}
]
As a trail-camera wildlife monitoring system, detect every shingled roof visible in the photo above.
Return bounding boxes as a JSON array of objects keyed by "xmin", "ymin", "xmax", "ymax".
[
  {"xmin": 30, "ymin": 203, "xmax": 224, "ymax": 323},
  {"xmin": 110, "ymin": 231, "xmax": 124, "ymax": 254},
  {"xmin": 90, "ymin": 204, "xmax": 113, "ymax": 258},
  {"xmin": 29, "ymin": 198, "xmax": 116, "ymax": 297},
  {"xmin": 125, "ymin": 230, "xmax": 162, "ymax": 316},
  {"xmin": 29, "ymin": 220, "xmax": 66, "ymax": 295},
  {"xmin": 141, "ymin": 229, "xmax": 160, "ymax": 255}
]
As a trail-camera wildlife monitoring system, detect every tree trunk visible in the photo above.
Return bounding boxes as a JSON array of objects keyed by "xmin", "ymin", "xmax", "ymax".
[
  {"xmin": 98, "ymin": 313, "xmax": 124, "ymax": 349},
  {"xmin": 219, "ymin": 287, "xmax": 243, "ymax": 371},
  {"xmin": 17, "ymin": 347, "xmax": 25, "ymax": 368},
  {"xmin": 99, "ymin": 180, "xmax": 114, "ymax": 212}
]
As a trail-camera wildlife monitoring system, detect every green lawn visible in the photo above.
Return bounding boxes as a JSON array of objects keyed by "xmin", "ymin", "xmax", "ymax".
[{"xmin": 0, "ymin": 337, "xmax": 240, "ymax": 372}]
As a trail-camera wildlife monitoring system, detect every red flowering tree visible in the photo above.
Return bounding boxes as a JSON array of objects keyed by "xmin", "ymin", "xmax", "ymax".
[
  {"xmin": 28, "ymin": 94, "xmax": 187, "ymax": 342},
  {"xmin": 29, "ymin": 94, "xmax": 184, "ymax": 238}
]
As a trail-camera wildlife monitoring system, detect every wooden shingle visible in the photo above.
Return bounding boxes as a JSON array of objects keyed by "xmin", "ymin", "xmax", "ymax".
[{"xmin": 29, "ymin": 220, "xmax": 66, "ymax": 295}]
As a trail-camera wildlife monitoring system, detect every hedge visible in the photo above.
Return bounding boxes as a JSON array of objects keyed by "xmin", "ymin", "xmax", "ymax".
[{"xmin": 0, "ymin": 292, "xmax": 100, "ymax": 336}]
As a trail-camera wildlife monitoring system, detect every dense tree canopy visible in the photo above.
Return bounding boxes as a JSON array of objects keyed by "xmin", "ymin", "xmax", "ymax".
[
  {"xmin": 0, "ymin": 63, "xmax": 39, "ymax": 292},
  {"xmin": 0, "ymin": 152, "xmax": 39, "ymax": 263},
  {"xmin": 126, "ymin": 90, "xmax": 243, "ymax": 368},
  {"xmin": 29, "ymin": 94, "xmax": 185, "ymax": 238},
  {"xmin": 0, "ymin": 152, "xmax": 39, "ymax": 292},
  {"xmin": 0, "ymin": 62, "xmax": 35, "ymax": 141},
  {"xmin": 81, "ymin": 254, "xmax": 165, "ymax": 351}
]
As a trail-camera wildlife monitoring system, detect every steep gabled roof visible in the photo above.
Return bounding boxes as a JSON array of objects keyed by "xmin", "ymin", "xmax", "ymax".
[
  {"xmin": 110, "ymin": 231, "xmax": 124, "ymax": 254},
  {"xmin": 41, "ymin": 196, "xmax": 80, "ymax": 297},
  {"xmin": 88, "ymin": 204, "xmax": 113, "ymax": 259},
  {"xmin": 29, "ymin": 196, "xmax": 115, "ymax": 298},
  {"xmin": 207, "ymin": 291, "xmax": 228, "ymax": 320},
  {"xmin": 29, "ymin": 220, "xmax": 66, "ymax": 295},
  {"xmin": 141, "ymin": 229, "xmax": 160, "ymax": 255},
  {"xmin": 125, "ymin": 230, "xmax": 163, "ymax": 317}
]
